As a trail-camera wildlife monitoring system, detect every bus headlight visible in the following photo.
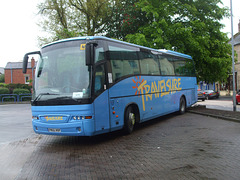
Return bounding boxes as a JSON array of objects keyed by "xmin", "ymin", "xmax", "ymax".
[{"xmin": 72, "ymin": 116, "xmax": 92, "ymax": 120}]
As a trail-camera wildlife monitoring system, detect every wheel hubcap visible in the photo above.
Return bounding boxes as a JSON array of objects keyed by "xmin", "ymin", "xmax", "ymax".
[
  {"xmin": 181, "ymin": 104, "xmax": 185, "ymax": 112},
  {"xmin": 129, "ymin": 113, "xmax": 135, "ymax": 126},
  {"xmin": 180, "ymin": 98, "xmax": 186, "ymax": 112}
]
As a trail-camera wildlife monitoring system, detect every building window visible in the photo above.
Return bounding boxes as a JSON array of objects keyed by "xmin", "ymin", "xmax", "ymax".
[{"xmin": 24, "ymin": 74, "xmax": 30, "ymax": 84}]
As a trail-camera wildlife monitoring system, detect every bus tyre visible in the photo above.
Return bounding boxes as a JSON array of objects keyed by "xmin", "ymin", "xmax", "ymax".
[
  {"xmin": 179, "ymin": 97, "xmax": 186, "ymax": 115},
  {"xmin": 124, "ymin": 106, "xmax": 136, "ymax": 134}
]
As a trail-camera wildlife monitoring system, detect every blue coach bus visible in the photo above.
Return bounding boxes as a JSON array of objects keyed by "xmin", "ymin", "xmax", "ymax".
[{"xmin": 23, "ymin": 36, "xmax": 197, "ymax": 136}]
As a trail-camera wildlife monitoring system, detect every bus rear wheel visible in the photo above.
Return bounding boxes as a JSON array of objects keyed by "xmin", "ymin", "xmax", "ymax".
[
  {"xmin": 179, "ymin": 97, "xmax": 186, "ymax": 115},
  {"xmin": 124, "ymin": 106, "xmax": 136, "ymax": 134}
]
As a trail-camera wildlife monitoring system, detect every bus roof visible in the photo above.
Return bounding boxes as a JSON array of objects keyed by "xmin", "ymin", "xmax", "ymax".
[{"xmin": 42, "ymin": 36, "xmax": 192, "ymax": 60}]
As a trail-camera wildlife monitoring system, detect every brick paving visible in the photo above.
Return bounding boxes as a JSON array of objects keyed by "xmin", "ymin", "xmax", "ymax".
[{"xmin": 14, "ymin": 112, "xmax": 240, "ymax": 180}]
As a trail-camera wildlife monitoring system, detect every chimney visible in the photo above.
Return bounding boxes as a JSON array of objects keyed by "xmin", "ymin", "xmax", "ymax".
[{"xmin": 31, "ymin": 57, "xmax": 35, "ymax": 68}]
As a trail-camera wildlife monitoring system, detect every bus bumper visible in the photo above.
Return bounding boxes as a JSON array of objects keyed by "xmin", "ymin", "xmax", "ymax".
[
  {"xmin": 32, "ymin": 119, "xmax": 95, "ymax": 136},
  {"xmin": 31, "ymin": 104, "xmax": 95, "ymax": 136}
]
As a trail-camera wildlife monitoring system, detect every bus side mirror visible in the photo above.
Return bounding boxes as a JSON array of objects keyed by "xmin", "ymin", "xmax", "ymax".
[
  {"xmin": 85, "ymin": 43, "xmax": 95, "ymax": 66},
  {"xmin": 23, "ymin": 51, "xmax": 41, "ymax": 73},
  {"xmin": 23, "ymin": 54, "xmax": 29, "ymax": 73}
]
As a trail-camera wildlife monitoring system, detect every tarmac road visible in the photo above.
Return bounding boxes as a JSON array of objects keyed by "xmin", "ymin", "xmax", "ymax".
[
  {"xmin": 0, "ymin": 104, "xmax": 38, "ymax": 180},
  {"xmin": 197, "ymin": 96, "xmax": 240, "ymax": 111},
  {"xmin": 0, "ymin": 104, "xmax": 34, "ymax": 144}
]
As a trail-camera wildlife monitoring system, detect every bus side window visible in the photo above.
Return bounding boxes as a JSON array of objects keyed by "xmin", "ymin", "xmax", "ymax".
[
  {"xmin": 174, "ymin": 58, "xmax": 186, "ymax": 76},
  {"xmin": 140, "ymin": 52, "xmax": 160, "ymax": 75},
  {"xmin": 185, "ymin": 59, "xmax": 195, "ymax": 76},
  {"xmin": 94, "ymin": 64, "xmax": 105, "ymax": 96},
  {"xmin": 110, "ymin": 51, "xmax": 122, "ymax": 82},
  {"xmin": 95, "ymin": 48, "xmax": 104, "ymax": 62},
  {"xmin": 158, "ymin": 55, "xmax": 175, "ymax": 75},
  {"xmin": 110, "ymin": 51, "xmax": 140, "ymax": 82},
  {"xmin": 173, "ymin": 58, "xmax": 195, "ymax": 76}
]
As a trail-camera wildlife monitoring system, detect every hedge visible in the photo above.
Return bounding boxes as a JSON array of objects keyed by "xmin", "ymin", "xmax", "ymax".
[
  {"xmin": 0, "ymin": 88, "xmax": 10, "ymax": 101},
  {"xmin": 0, "ymin": 87, "xmax": 10, "ymax": 94},
  {"xmin": 13, "ymin": 88, "xmax": 30, "ymax": 95},
  {"xmin": 6, "ymin": 83, "xmax": 32, "ymax": 93},
  {"xmin": 0, "ymin": 83, "xmax": 7, "ymax": 88}
]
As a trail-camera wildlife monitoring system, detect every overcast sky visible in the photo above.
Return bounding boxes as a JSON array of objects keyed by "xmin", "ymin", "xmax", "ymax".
[{"xmin": 0, "ymin": 0, "xmax": 240, "ymax": 68}]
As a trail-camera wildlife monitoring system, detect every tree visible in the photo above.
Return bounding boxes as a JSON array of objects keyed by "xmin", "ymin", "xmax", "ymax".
[
  {"xmin": 37, "ymin": 0, "xmax": 112, "ymax": 46},
  {"xmin": 69, "ymin": 0, "xmax": 111, "ymax": 36},
  {"xmin": 37, "ymin": 0, "xmax": 232, "ymax": 83},
  {"xmin": 37, "ymin": 0, "xmax": 77, "ymax": 45},
  {"xmin": 124, "ymin": 0, "xmax": 232, "ymax": 83},
  {"xmin": 0, "ymin": 74, "xmax": 4, "ymax": 83},
  {"xmin": 105, "ymin": 0, "xmax": 148, "ymax": 40}
]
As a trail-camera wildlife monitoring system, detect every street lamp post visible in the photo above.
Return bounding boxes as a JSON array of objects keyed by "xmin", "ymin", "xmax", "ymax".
[{"xmin": 230, "ymin": 0, "xmax": 236, "ymax": 111}]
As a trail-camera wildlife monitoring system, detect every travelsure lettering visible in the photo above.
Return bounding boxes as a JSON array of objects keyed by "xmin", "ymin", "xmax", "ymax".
[{"xmin": 136, "ymin": 78, "xmax": 182, "ymax": 111}]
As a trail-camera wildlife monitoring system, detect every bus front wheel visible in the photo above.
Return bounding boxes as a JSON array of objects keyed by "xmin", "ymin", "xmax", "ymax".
[
  {"xmin": 179, "ymin": 97, "xmax": 186, "ymax": 115},
  {"xmin": 124, "ymin": 106, "xmax": 136, "ymax": 134}
]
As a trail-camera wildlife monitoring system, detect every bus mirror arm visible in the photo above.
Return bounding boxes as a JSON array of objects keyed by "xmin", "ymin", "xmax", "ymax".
[
  {"xmin": 23, "ymin": 51, "xmax": 41, "ymax": 73},
  {"xmin": 85, "ymin": 42, "xmax": 97, "ymax": 66}
]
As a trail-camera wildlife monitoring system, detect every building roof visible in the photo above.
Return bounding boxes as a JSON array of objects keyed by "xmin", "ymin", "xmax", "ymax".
[
  {"xmin": 232, "ymin": 32, "xmax": 240, "ymax": 46},
  {"xmin": 4, "ymin": 61, "xmax": 35, "ymax": 70},
  {"xmin": 228, "ymin": 20, "xmax": 240, "ymax": 46}
]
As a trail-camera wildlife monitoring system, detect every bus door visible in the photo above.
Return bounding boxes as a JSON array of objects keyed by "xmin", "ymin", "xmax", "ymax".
[{"xmin": 93, "ymin": 63, "xmax": 110, "ymax": 133}]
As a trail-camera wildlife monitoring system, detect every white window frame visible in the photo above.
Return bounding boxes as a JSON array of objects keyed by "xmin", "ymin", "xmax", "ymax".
[{"xmin": 24, "ymin": 74, "xmax": 30, "ymax": 84}]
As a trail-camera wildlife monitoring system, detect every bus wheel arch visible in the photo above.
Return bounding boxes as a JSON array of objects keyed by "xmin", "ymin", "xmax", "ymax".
[
  {"xmin": 179, "ymin": 95, "xmax": 186, "ymax": 115},
  {"xmin": 123, "ymin": 104, "xmax": 140, "ymax": 134}
]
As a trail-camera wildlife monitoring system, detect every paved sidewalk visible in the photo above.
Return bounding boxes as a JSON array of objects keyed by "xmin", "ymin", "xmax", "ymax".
[{"xmin": 188, "ymin": 105, "xmax": 240, "ymax": 123}]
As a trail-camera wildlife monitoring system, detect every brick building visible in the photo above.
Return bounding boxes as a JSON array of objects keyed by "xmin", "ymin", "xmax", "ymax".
[
  {"xmin": 226, "ymin": 19, "xmax": 240, "ymax": 91},
  {"xmin": 4, "ymin": 57, "xmax": 35, "ymax": 85},
  {"xmin": 233, "ymin": 20, "xmax": 240, "ymax": 90}
]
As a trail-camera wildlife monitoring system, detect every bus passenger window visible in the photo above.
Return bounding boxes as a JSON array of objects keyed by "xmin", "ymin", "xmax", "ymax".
[
  {"xmin": 185, "ymin": 59, "xmax": 195, "ymax": 76},
  {"xmin": 158, "ymin": 55, "xmax": 175, "ymax": 75},
  {"xmin": 173, "ymin": 58, "xmax": 195, "ymax": 76},
  {"xmin": 110, "ymin": 51, "xmax": 140, "ymax": 82},
  {"xmin": 174, "ymin": 58, "xmax": 186, "ymax": 76},
  {"xmin": 139, "ymin": 52, "xmax": 160, "ymax": 75}
]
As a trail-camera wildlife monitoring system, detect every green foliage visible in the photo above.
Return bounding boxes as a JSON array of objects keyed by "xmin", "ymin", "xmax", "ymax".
[
  {"xmin": 123, "ymin": 0, "xmax": 232, "ymax": 83},
  {"xmin": 13, "ymin": 89, "xmax": 31, "ymax": 101},
  {"xmin": 13, "ymin": 88, "xmax": 30, "ymax": 95},
  {"xmin": 106, "ymin": 0, "xmax": 148, "ymax": 40},
  {"xmin": 6, "ymin": 84, "xmax": 32, "ymax": 94},
  {"xmin": 37, "ymin": 0, "xmax": 113, "ymax": 46},
  {"xmin": 36, "ymin": 0, "xmax": 232, "ymax": 83},
  {"xmin": 0, "ymin": 87, "xmax": 31, "ymax": 102},
  {"xmin": 0, "ymin": 88, "xmax": 10, "ymax": 102},
  {"xmin": 0, "ymin": 83, "xmax": 7, "ymax": 88},
  {"xmin": 0, "ymin": 74, "xmax": 4, "ymax": 83},
  {"xmin": 0, "ymin": 88, "xmax": 9, "ymax": 94}
]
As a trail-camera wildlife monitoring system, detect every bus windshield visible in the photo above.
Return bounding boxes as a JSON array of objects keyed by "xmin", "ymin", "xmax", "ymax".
[{"xmin": 33, "ymin": 40, "xmax": 91, "ymax": 105}]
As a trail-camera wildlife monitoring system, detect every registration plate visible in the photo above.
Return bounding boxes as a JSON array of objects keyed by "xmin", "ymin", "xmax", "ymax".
[{"xmin": 48, "ymin": 128, "xmax": 61, "ymax": 132}]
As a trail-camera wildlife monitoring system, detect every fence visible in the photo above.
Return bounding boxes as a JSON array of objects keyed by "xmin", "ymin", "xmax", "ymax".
[{"xmin": 0, "ymin": 93, "xmax": 32, "ymax": 103}]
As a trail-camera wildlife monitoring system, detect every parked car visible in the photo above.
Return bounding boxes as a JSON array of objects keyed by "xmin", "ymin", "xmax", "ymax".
[
  {"xmin": 197, "ymin": 90, "xmax": 206, "ymax": 101},
  {"xmin": 204, "ymin": 90, "xmax": 219, "ymax": 99},
  {"xmin": 236, "ymin": 93, "xmax": 240, "ymax": 105}
]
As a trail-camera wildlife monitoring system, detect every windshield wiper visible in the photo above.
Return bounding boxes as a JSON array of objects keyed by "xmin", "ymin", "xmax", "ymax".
[
  {"xmin": 45, "ymin": 96, "xmax": 80, "ymax": 102},
  {"xmin": 32, "ymin": 93, "xmax": 60, "ymax": 104}
]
